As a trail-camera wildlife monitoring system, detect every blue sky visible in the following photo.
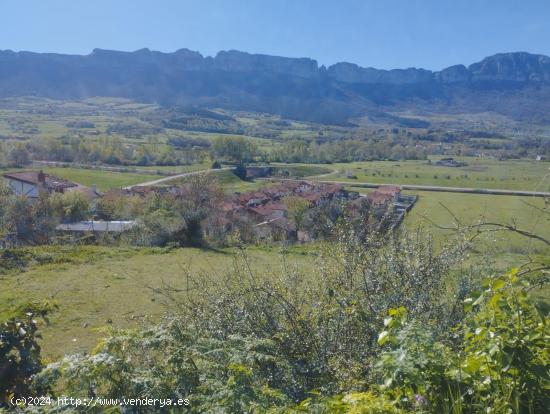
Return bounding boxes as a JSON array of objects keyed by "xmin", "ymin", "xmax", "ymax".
[{"xmin": 1, "ymin": 0, "xmax": 549, "ymax": 70}]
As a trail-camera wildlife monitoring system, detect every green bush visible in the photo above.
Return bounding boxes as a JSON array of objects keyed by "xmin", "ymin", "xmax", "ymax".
[
  {"xmin": 375, "ymin": 268, "xmax": 549, "ymax": 413},
  {"xmin": 0, "ymin": 302, "xmax": 56, "ymax": 408},
  {"xmin": 35, "ymin": 229, "xmax": 474, "ymax": 412},
  {"xmin": 9, "ymin": 225, "xmax": 547, "ymax": 413}
]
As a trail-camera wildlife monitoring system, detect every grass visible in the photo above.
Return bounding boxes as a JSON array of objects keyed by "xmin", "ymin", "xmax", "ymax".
[
  {"xmin": 321, "ymin": 157, "xmax": 550, "ymax": 191},
  {"xmin": 35, "ymin": 167, "xmax": 159, "ymax": 191},
  {"xmin": 270, "ymin": 164, "xmax": 333, "ymax": 178},
  {"xmin": 166, "ymin": 169, "xmax": 265, "ymax": 193},
  {"xmin": 406, "ymin": 191, "xmax": 550, "ymax": 255},
  {"xmin": 124, "ymin": 161, "xmax": 211, "ymax": 173},
  {"xmin": 0, "ymin": 245, "xmax": 314, "ymax": 358},
  {"xmin": 346, "ymin": 185, "xmax": 550, "ymax": 264}
]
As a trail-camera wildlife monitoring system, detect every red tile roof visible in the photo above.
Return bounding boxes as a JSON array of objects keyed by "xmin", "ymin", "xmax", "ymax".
[
  {"xmin": 367, "ymin": 191, "xmax": 394, "ymax": 205},
  {"xmin": 249, "ymin": 205, "xmax": 276, "ymax": 217},
  {"xmin": 376, "ymin": 185, "xmax": 401, "ymax": 196}
]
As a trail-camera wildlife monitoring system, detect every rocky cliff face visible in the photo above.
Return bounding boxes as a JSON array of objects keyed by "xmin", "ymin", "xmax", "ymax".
[
  {"xmin": 326, "ymin": 62, "xmax": 435, "ymax": 84},
  {"xmin": 468, "ymin": 52, "xmax": 550, "ymax": 83},
  {"xmin": 0, "ymin": 48, "xmax": 549, "ymax": 123},
  {"xmin": 213, "ymin": 50, "xmax": 319, "ymax": 78}
]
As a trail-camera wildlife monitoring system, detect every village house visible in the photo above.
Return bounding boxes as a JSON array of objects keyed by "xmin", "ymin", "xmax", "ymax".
[
  {"xmin": 366, "ymin": 185, "xmax": 401, "ymax": 206},
  {"xmin": 351, "ymin": 185, "xmax": 417, "ymax": 229},
  {"xmin": 2, "ymin": 170, "xmax": 101, "ymax": 201},
  {"xmin": 223, "ymin": 180, "xmax": 353, "ymax": 241}
]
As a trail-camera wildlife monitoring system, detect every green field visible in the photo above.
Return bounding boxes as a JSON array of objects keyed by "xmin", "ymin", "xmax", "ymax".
[
  {"xmin": 36, "ymin": 167, "xmax": 159, "ymax": 191},
  {"xmin": 405, "ymin": 191, "xmax": 550, "ymax": 254},
  {"xmin": 1, "ymin": 166, "xmax": 160, "ymax": 191},
  {"xmin": 345, "ymin": 185, "xmax": 550, "ymax": 263},
  {"xmin": 0, "ymin": 245, "xmax": 314, "ymax": 358},
  {"xmin": 165, "ymin": 169, "xmax": 264, "ymax": 193},
  {"xmin": 270, "ymin": 164, "xmax": 333, "ymax": 177},
  {"xmin": 324, "ymin": 157, "xmax": 550, "ymax": 191},
  {"xmin": 123, "ymin": 161, "xmax": 211, "ymax": 173}
]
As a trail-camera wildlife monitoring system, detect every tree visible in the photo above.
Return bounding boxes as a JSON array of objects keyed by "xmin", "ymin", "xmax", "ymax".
[
  {"xmin": 212, "ymin": 136, "xmax": 257, "ymax": 163},
  {"xmin": 51, "ymin": 192, "xmax": 90, "ymax": 223},
  {"xmin": 282, "ymin": 196, "xmax": 311, "ymax": 228},
  {"xmin": 7, "ymin": 145, "xmax": 30, "ymax": 167},
  {"xmin": 232, "ymin": 163, "xmax": 246, "ymax": 181}
]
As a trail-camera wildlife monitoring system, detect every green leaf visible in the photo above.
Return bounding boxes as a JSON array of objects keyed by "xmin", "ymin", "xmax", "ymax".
[
  {"xmin": 489, "ymin": 293, "xmax": 502, "ymax": 307},
  {"xmin": 378, "ymin": 331, "xmax": 389, "ymax": 346},
  {"xmin": 491, "ymin": 279, "xmax": 505, "ymax": 290}
]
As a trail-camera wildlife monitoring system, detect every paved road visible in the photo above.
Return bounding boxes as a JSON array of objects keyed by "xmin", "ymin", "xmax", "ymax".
[
  {"xmin": 262, "ymin": 177, "xmax": 550, "ymax": 198},
  {"xmin": 124, "ymin": 167, "xmax": 233, "ymax": 189}
]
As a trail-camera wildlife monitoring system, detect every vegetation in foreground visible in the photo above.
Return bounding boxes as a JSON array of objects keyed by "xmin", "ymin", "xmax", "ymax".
[{"xmin": 1, "ymin": 222, "xmax": 549, "ymax": 412}]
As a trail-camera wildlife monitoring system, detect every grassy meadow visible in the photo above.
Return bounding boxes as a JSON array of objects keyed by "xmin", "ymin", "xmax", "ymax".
[
  {"xmin": 0, "ymin": 166, "xmax": 160, "ymax": 191},
  {"xmin": 405, "ymin": 191, "xmax": 550, "ymax": 253},
  {"xmin": 324, "ymin": 157, "xmax": 550, "ymax": 191},
  {"xmin": 0, "ymin": 245, "xmax": 315, "ymax": 358},
  {"xmin": 38, "ymin": 167, "xmax": 159, "ymax": 191}
]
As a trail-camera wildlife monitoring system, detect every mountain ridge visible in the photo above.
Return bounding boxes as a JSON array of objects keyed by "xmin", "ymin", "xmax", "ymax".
[{"xmin": 1, "ymin": 48, "xmax": 549, "ymax": 124}]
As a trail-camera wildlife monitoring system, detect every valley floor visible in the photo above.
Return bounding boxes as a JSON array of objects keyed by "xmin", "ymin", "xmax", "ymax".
[{"xmin": 2, "ymin": 156, "xmax": 549, "ymax": 358}]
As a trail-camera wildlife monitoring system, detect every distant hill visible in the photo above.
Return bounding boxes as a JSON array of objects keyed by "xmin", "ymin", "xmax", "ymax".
[{"xmin": 1, "ymin": 48, "xmax": 549, "ymax": 124}]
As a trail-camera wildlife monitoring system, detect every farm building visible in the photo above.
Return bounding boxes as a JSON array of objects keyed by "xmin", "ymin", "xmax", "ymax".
[
  {"xmin": 352, "ymin": 185, "xmax": 417, "ymax": 229},
  {"xmin": 2, "ymin": 170, "xmax": 102, "ymax": 201}
]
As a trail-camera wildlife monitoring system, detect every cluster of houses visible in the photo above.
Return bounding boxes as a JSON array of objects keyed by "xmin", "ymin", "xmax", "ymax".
[
  {"xmin": 220, "ymin": 181, "xmax": 354, "ymax": 242},
  {"xmin": 2, "ymin": 170, "xmax": 417, "ymax": 243}
]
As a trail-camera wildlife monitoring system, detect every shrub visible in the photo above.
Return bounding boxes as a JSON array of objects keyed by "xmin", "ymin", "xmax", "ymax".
[
  {"xmin": 36, "ymin": 227, "xmax": 472, "ymax": 411},
  {"xmin": 375, "ymin": 268, "xmax": 550, "ymax": 413},
  {"xmin": 233, "ymin": 163, "xmax": 247, "ymax": 180},
  {"xmin": 0, "ymin": 302, "xmax": 56, "ymax": 407},
  {"xmin": 52, "ymin": 191, "xmax": 90, "ymax": 223}
]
